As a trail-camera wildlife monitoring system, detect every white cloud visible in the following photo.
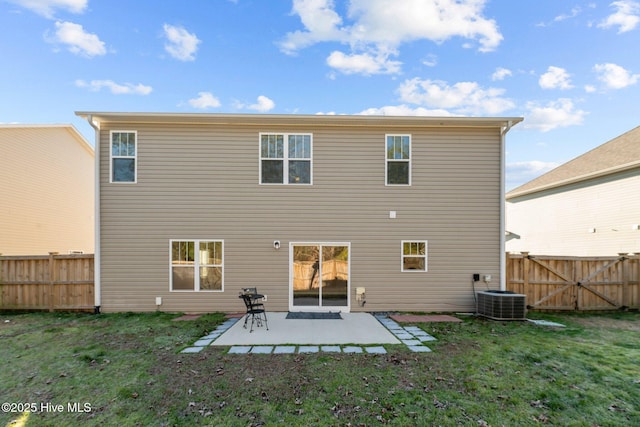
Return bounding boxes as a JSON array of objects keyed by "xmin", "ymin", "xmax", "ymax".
[
  {"xmin": 238, "ymin": 95, "xmax": 276, "ymax": 112},
  {"xmin": 75, "ymin": 79, "xmax": 152, "ymax": 95},
  {"xmin": 49, "ymin": 21, "xmax": 106, "ymax": 57},
  {"xmin": 492, "ymin": 67, "xmax": 512, "ymax": 81},
  {"xmin": 8, "ymin": 0, "xmax": 87, "ymax": 18},
  {"xmin": 357, "ymin": 104, "xmax": 456, "ymax": 116},
  {"xmin": 398, "ymin": 78, "xmax": 515, "ymax": 115},
  {"xmin": 280, "ymin": 0, "xmax": 503, "ymax": 75},
  {"xmin": 422, "ymin": 53, "xmax": 438, "ymax": 67},
  {"xmin": 188, "ymin": 92, "xmax": 221, "ymax": 109},
  {"xmin": 598, "ymin": 0, "xmax": 640, "ymax": 33},
  {"xmin": 593, "ymin": 62, "xmax": 640, "ymax": 89},
  {"xmin": 539, "ymin": 66, "xmax": 573, "ymax": 90},
  {"xmin": 163, "ymin": 24, "xmax": 201, "ymax": 61},
  {"xmin": 523, "ymin": 98, "xmax": 587, "ymax": 132},
  {"xmin": 279, "ymin": 0, "xmax": 347, "ymax": 54},
  {"xmin": 326, "ymin": 50, "xmax": 401, "ymax": 75}
]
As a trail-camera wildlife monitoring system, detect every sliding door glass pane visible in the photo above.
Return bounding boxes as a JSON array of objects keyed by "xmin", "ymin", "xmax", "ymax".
[
  {"xmin": 293, "ymin": 245, "xmax": 320, "ymax": 306},
  {"xmin": 321, "ymin": 246, "xmax": 348, "ymax": 306}
]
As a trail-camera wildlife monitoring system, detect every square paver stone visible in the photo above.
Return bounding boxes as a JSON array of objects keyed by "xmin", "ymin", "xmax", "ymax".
[
  {"xmin": 393, "ymin": 332, "xmax": 414, "ymax": 340},
  {"xmin": 274, "ymin": 346, "xmax": 297, "ymax": 354},
  {"xmin": 402, "ymin": 339, "xmax": 422, "ymax": 346},
  {"xmin": 298, "ymin": 346, "xmax": 319, "ymax": 353},
  {"xmin": 408, "ymin": 345, "xmax": 432, "ymax": 352},
  {"xmin": 228, "ymin": 346, "xmax": 252, "ymax": 354},
  {"xmin": 250, "ymin": 346, "xmax": 273, "ymax": 354},
  {"xmin": 193, "ymin": 339, "xmax": 214, "ymax": 347},
  {"xmin": 202, "ymin": 332, "xmax": 222, "ymax": 339},
  {"xmin": 181, "ymin": 347, "xmax": 204, "ymax": 354},
  {"xmin": 364, "ymin": 346, "xmax": 387, "ymax": 354},
  {"xmin": 321, "ymin": 346, "xmax": 341, "ymax": 353},
  {"xmin": 418, "ymin": 335, "xmax": 437, "ymax": 342},
  {"xmin": 342, "ymin": 346, "xmax": 363, "ymax": 353},
  {"xmin": 403, "ymin": 326, "xmax": 423, "ymax": 332}
]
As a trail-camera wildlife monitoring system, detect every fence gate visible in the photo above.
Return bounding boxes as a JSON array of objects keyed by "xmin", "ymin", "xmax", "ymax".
[{"xmin": 506, "ymin": 253, "xmax": 639, "ymax": 311}]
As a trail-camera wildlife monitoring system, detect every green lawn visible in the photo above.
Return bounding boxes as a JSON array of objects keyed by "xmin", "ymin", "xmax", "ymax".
[{"xmin": 0, "ymin": 310, "xmax": 638, "ymax": 426}]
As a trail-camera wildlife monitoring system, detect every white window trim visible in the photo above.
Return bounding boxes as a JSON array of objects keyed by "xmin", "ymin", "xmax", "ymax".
[
  {"xmin": 401, "ymin": 240, "xmax": 428, "ymax": 272},
  {"xmin": 170, "ymin": 239, "xmax": 224, "ymax": 292},
  {"xmin": 385, "ymin": 134, "xmax": 411, "ymax": 186},
  {"xmin": 259, "ymin": 132, "xmax": 313, "ymax": 185},
  {"xmin": 109, "ymin": 130, "xmax": 138, "ymax": 184}
]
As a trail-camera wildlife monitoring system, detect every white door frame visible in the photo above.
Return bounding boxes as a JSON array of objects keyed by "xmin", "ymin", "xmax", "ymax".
[{"xmin": 289, "ymin": 242, "xmax": 351, "ymax": 312}]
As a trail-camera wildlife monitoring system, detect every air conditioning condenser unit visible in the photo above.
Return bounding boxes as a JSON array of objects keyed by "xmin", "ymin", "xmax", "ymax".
[{"xmin": 476, "ymin": 290, "xmax": 526, "ymax": 320}]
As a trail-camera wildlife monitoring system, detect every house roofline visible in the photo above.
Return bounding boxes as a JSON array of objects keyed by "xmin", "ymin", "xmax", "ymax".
[
  {"xmin": 0, "ymin": 123, "xmax": 94, "ymax": 157},
  {"xmin": 76, "ymin": 111, "xmax": 522, "ymax": 130},
  {"xmin": 506, "ymin": 159, "xmax": 640, "ymax": 200}
]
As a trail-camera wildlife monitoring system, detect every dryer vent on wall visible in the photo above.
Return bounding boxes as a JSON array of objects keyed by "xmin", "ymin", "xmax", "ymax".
[{"xmin": 476, "ymin": 290, "xmax": 526, "ymax": 320}]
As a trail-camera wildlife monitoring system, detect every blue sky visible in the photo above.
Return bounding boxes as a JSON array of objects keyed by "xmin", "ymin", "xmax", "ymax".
[{"xmin": 1, "ymin": 0, "xmax": 639, "ymax": 190}]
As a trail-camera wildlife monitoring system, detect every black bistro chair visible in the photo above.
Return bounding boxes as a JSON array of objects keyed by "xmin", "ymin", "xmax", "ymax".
[{"xmin": 239, "ymin": 288, "xmax": 268, "ymax": 333}]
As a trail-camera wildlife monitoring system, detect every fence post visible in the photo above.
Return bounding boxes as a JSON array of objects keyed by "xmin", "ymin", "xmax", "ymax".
[
  {"xmin": 521, "ymin": 252, "xmax": 530, "ymax": 303},
  {"xmin": 48, "ymin": 252, "xmax": 58, "ymax": 312},
  {"xmin": 619, "ymin": 253, "xmax": 629, "ymax": 309}
]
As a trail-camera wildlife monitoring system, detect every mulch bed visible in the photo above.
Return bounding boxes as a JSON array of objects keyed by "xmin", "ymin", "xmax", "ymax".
[{"xmin": 390, "ymin": 314, "xmax": 462, "ymax": 323}]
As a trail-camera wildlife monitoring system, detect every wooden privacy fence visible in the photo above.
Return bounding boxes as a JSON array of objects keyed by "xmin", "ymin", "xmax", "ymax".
[
  {"xmin": 506, "ymin": 252, "xmax": 640, "ymax": 311},
  {"xmin": 0, "ymin": 253, "xmax": 94, "ymax": 312}
]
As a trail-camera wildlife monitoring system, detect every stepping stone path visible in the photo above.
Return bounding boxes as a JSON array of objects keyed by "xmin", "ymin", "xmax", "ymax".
[{"xmin": 181, "ymin": 314, "xmax": 437, "ymax": 354}]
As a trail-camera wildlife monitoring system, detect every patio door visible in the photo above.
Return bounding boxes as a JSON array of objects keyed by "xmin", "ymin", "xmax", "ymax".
[{"xmin": 290, "ymin": 243, "xmax": 350, "ymax": 312}]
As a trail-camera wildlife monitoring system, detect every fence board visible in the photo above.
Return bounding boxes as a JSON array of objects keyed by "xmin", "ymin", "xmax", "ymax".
[
  {"xmin": 506, "ymin": 253, "xmax": 640, "ymax": 311},
  {"xmin": 0, "ymin": 253, "xmax": 94, "ymax": 312}
]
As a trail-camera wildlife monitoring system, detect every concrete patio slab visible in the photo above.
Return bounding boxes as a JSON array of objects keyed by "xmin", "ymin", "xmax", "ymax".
[{"xmin": 211, "ymin": 312, "xmax": 401, "ymax": 346}]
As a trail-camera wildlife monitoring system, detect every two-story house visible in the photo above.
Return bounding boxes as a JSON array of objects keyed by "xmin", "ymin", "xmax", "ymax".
[{"xmin": 77, "ymin": 112, "xmax": 521, "ymax": 313}]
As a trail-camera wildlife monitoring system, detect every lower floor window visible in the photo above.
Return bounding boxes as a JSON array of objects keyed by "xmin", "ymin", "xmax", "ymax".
[
  {"xmin": 402, "ymin": 241, "xmax": 427, "ymax": 272},
  {"xmin": 171, "ymin": 240, "xmax": 223, "ymax": 291}
]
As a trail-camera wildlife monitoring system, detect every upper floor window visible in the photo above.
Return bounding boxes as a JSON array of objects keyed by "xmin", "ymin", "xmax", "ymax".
[
  {"xmin": 260, "ymin": 133, "xmax": 312, "ymax": 184},
  {"xmin": 110, "ymin": 131, "xmax": 137, "ymax": 183},
  {"xmin": 386, "ymin": 134, "xmax": 411, "ymax": 185}
]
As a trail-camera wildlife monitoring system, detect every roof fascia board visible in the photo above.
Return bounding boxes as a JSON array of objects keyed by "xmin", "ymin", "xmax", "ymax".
[{"xmin": 76, "ymin": 112, "xmax": 523, "ymax": 130}]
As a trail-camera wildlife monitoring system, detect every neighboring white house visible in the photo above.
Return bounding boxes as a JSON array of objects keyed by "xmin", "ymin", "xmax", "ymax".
[
  {"xmin": 506, "ymin": 125, "xmax": 640, "ymax": 256},
  {"xmin": 0, "ymin": 125, "xmax": 94, "ymax": 255}
]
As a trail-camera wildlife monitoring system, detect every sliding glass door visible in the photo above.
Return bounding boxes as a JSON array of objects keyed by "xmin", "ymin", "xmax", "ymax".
[{"xmin": 290, "ymin": 243, "xmax": 350, "ymax": 311}]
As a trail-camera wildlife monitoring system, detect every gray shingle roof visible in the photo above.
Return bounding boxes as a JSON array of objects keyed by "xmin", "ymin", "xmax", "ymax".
[{"xmin": 506, "ymin": 125, "xmax": 640, "ymax": 199}]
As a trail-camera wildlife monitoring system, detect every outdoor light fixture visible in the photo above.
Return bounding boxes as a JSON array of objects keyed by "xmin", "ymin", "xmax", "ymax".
[{"xmin": 273, "ymin": 240, "xmax": 281, "ymax": 250}]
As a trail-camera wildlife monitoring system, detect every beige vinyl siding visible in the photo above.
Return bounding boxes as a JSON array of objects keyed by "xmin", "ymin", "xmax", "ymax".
[
  {"xmin": 97, "ymin": 121, "xmax": 503, "ymax": 313},
  {"xmin": 506, "ymin": 169, "xmax": 640, "ymax": 256},
  {"xmin": 0, "ymin": 126, "xmax": 94, "ymax": 256}
]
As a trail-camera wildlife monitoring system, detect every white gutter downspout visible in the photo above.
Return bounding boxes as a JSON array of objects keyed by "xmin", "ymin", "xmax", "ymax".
[
  {"xmin": 499, "ymin": 120, "xmax": 514, "ymax": 291},
  {"xmin": 87, "ymin": 115, "xmax": 101, "ymax": 313}
]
